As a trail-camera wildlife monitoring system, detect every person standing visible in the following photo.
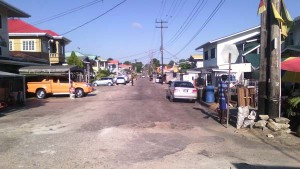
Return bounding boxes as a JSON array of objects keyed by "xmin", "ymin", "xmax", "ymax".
[{"xmin": 218, "ymin": 75, "xmax": 228, "ymax": 124}]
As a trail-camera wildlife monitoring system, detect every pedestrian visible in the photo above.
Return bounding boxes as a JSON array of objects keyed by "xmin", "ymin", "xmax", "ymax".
[
  {"xmin": 218, "ymin": 75, "xmax": 228, "ymax": 124},
  {"xmin": 131, "ymin": 77, "xmax": 134, "ymax": 86}
]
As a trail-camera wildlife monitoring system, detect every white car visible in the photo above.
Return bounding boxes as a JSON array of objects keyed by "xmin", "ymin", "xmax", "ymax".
[
  {"xmin": 116, "ymin": 77, "xmax": 126, "ymax": 85},
  {"xmin": 166, "ymin": 81, "xmax": 197, "ymax": 102},
  {"xmin": 92, "ymin": 77, "xmax": 114, "ymax": 86}
]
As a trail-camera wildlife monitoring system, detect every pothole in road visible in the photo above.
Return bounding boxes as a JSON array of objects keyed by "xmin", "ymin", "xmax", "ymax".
[{"xmin": 96, "ymin": 123, "xmax": 225, "ymax": 163}]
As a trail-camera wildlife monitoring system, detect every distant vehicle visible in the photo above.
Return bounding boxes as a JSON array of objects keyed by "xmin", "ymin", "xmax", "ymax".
[
  {"xmin": 166, "ymin": 81, "xmax": 197, "ymax": 102},
  {"xmin": 27, "ymin": 76, "xmax": 93, "ymax": 99},
  {"xmin": 116, "ymin": 77, "xmax": 126, "ymax": 85},
  {"xmin": 141, "ymin": 75, "xmax": 145, "ymax": 78},
  {"xmin": 155, "ymin": 76, "xmax": 162, "ymax": 83},
  {"xmin": 92, "ymin": 77, "xmax": 114, "ymax": 86}
]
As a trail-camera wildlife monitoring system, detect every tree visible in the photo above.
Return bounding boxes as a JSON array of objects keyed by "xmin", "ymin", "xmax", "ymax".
[
  {"xmin": 152, "ymin": 58, "xmax": 160, "ymax": 68},
  {"xmin": 179, "ymin": 62, "xmax": 191, "ymax": 72},
  {"xmin": 96, "ymin": 70, "xmax": 110, "ymax": 79},
  {"xmin": 67, "ymin": 51, "xmax": 84, "ymax": 68},
  {"xmin": 179, "ymin": 59, "xmax": 186, "ymax": 63},
  {"xmin": 168, "ymin": 60, "xmax": 175, "ymax": 67},
  {"xmin": 132, "ymin": 62, "xmax": 143, "ymax": 73},
  {"xmin": 107, "ymin": 58, "xmax": 113, "ymax": 61},
  {"xmin": 124, "ymin": 61, "xmax": 131, "ymax": 65}
]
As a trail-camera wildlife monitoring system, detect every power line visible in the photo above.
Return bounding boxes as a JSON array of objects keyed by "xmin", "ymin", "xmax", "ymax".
[
  {"xmin": 11, "ymin": 0, "xmax": 104, "ymax": 32},
  {"xmin": 174, "ymin": 0, "xmax": 226, "ymax": 56},
  {"xmin": 166, "ymin": 0, "xmax": 207, "ymax": 47},
  {"xmin": 61, "ymin": 0, "xmax": 127, "ymax": 35}
]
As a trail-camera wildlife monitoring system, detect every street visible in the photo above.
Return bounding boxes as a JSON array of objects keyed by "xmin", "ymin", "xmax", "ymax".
[{"xmin": 0, "ymin": 78, "xmax": 300, "ymax": 169}]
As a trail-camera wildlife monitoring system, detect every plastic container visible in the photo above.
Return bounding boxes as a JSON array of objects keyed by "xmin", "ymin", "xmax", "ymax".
[{"xmin": 205, "ymin": 85, "xmax": 215, "ymax": 103}]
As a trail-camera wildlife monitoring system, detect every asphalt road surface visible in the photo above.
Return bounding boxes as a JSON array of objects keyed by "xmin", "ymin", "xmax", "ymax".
[{"xmin": 0, "ymin": 78, "xmax": 300, "ymax": 169}]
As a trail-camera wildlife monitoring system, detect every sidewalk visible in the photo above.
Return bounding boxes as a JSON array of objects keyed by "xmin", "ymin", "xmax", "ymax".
[{"xmin": 193, "ymin": 99, "xmax": 300, "ymax": 147}]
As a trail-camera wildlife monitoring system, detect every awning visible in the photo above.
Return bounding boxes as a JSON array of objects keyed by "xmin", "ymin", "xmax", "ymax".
[
  {"xmin": 0, "ymin": 71, "xmax": 23, "ymax": 77},
  {"xmin": 245, "ymin": 54, "xmax": 260, "ymax": 69},
  {"xmin": 19, "ymin": 65, "xmax": 83, "ymax": 75}
]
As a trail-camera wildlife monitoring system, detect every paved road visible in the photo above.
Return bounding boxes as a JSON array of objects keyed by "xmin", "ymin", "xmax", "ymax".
[{"xmin": 0, "ymin": 78, "xmax": 300, "ymax": 169}]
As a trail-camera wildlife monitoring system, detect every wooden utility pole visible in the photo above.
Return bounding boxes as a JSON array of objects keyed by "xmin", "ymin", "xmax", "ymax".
[
  {"xmin": 258, "ymin": 0, "xmax": 268, "ymax": 115},
  {"xmin": 259, "ymin": 0, "xmax": 281, "ymax": 118},
  {"xmin": 156, "ymin": 20, "xmax": 168, "ymax": 84},
  {"xmin": 268, "ymin": 0, "xmax": 281, "ymax": 118}
]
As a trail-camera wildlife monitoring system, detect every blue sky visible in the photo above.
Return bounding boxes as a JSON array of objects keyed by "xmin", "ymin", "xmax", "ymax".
[{"xmin": 6, "ymin": 0, "xmax": 300, "ymax": 64}]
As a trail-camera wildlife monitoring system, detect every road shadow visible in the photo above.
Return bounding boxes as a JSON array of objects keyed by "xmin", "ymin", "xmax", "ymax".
[
  {"xmin": 232, "ymin": 163, "xmax": 300, "ymax": 169},
  {"xmin": 193, "ymin": 100, "xmax": 238, "ymax": 127}
]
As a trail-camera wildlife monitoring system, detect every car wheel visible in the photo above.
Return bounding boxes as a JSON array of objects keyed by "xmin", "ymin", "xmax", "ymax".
[
  {"xmin": 36, "ymin": 89, "xmax": 46, "ymax": 99},
  {"xmin": 75, "ymin": 88, "xmax": 84, "ymax": 98},
  {"xmin": 116, "ymin": 83, "xmax": 119, "ymax": 85},
  {"xmin": 93, "ymin": 83, "xmax": 98, "ymax": 86},
  {"xmin": 107, "ymin": 82, "xmax": 112, "ymax": 86}
]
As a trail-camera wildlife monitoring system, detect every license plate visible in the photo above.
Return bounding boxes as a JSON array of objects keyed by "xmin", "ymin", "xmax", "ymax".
[{"xmin": 183, "ymin": 89, "xmax": 188, "ymax": 92}]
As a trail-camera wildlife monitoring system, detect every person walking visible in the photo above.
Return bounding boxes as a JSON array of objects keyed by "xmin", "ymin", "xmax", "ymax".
[
  {"xmin": 218, "ymin": 75, "xmax": 228, "ymax": 124},
  {"xmin": 131, "ymin": 76, "xmax": 134, "ymax": 86}
]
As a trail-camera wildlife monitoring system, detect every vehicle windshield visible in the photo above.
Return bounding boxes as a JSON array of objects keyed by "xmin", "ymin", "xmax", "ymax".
[{"xmin": 174, "ymin": 82, "xmax": 194, "ymax": 88}]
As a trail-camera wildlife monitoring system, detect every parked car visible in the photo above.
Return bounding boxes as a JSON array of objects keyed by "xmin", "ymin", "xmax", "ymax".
[
  {"xmin": 116, "ymin": 77, "xmax": 126, "ymax": 85},
  {"xmin": 27, "ymin": 76, "xmax": 93, "ymax": 99},
  {"xmin": 141, "ymin": 75, "xmax": 145, "ymax": 78},
  {"xmin": 166, "ymin": 81, "xmax": 197, "ymax": 102},
  {"xmin": 92, "ymin": 77, "xmax": 114, "ymax": 86}
]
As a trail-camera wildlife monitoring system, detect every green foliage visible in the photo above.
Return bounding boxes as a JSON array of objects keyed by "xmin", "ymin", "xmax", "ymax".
[
  {"xmin": 67, "ymin": 51, "xmax": 84, "ymax": 68},
  {"xmin": 287, "ymin": 96, "xmax": 300, "ymax": 117},
  {"xmin": 107, "ymin": 58, "xmax": 113, "ymax": 61},
  {"xmin": 168, "ymin": 60, "xmax": 174, "ymax": 67},
  {"xmin": 179, "ymin": 59, "xmax": 186, "ymax": 63},
  {"xmin": 152, "ymin": 58, "xmax": 160, "ymax": 68},
  {"xmin": 179, "ymin": 62, "xmax": 191, "ymax": 70},
  {"xmin": 96, "ymin": 70, "xmax": 111, "ymax": 79},
  {"xmin": 124, "ymin": 61, "xmax": 131, "ymax": 65},
  {"xmin": 132, "ymin": 62, "xmax": 143, "ymax": 73}
]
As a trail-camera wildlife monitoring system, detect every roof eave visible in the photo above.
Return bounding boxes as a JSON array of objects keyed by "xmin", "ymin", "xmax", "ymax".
[{"xmin": 0, "ymin": 1, "xmax": 30, "ymax": 18}]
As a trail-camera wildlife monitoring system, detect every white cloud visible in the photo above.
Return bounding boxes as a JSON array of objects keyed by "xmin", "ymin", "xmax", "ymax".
[{"xmin": 132, "ymin": 22, "xmax": 143, "ymax": 29}]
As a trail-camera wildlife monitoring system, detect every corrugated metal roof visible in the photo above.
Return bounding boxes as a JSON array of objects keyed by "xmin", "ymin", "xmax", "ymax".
[
  {"xmin": 0, "ymin": 71, "xmax": 23, "ymax": 77},
  {"xmin": 19, "ymin": 65, "xmax": 83, "ymax": 74}
]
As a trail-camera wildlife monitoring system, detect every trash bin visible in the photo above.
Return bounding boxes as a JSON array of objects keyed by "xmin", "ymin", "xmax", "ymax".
[{"xmin": 205, "ymin": 85, "xmax": 215, "ymax": 103}]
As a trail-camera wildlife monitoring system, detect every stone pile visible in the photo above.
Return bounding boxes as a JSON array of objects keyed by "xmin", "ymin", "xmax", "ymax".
[{"xmin": 254, "ymin": 115, "xmax": 291, "ymax": 136}]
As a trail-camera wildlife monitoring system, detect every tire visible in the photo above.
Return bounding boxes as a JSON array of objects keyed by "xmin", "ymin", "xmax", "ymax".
[
  {"xmin": 93, "ymin": 83, "xmax": 98, "ymax": 86},
  {"xmin": 36, "ymin": 89, "xmax": 46, "ymax": 99},
  {"xmin": 75, "ymin": 88, "xmax": 84, "ymax": 98},
  {"xmin": 116, "ymin": 83, "xmax": 119, "ymax": 85},
  {"xmin": 107, "ymin": 82, "xmax": 112, "ymax": 86}
]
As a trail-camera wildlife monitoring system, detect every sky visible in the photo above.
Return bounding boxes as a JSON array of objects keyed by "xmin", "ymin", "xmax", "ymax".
[{"xmin": 6, "ymin": 0, "xmax": 300, "ymax": 65}]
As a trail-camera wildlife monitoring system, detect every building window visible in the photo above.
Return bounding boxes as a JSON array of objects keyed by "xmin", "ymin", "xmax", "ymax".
[
  {"xmin": 22, "ymin": 40, "xmax": 35, "ymax": 51},
  {"xmin": 210, "ymin": 48, "xmax": 215, "ymax": 59},
  {"xmin": 9, "ymin": 40, "xmax": 13, "ymax": 51},
  {"xmin": 204, "ymin": 51, "xmax": 209, "ymax": 60},
  {"xmin": 0, "ymin": 47, "xmax": 2, "ymax": 56}
]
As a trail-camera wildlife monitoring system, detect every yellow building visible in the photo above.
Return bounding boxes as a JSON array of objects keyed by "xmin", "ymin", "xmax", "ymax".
[{"xmin": 8, "ymin": 19, "xmax": 70, "ymax": 65}]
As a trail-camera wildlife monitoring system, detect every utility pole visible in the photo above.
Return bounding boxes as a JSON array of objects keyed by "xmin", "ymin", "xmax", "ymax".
[
  {"xmin": 156, "ymin": 20, "xmax": 168, "ymax": 84},
  {"xmin": 259, "ymin": 0, "xmax": 281, "ymax": 118}
]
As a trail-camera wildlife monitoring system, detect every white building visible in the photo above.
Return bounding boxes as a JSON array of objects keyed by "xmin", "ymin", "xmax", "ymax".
[{"xmin": 195, "ymin": 26, "xmax": 260, "ymax": 86}]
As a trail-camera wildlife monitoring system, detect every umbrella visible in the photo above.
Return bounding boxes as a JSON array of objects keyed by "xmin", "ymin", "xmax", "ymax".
[{"xmin": 281, "ymin": 57, "xmax": 300, "ymax": 83}]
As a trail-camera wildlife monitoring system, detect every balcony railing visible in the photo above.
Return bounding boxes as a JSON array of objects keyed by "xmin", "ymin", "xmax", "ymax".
[{"xmin": 49, "ymin": 53, "xmax": 64, "ymax": 64}]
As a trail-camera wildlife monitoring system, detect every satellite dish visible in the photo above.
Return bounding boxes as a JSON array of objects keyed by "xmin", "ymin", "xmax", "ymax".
[{"xmin": 220, "ymin": 44, "xmax": 239, "ymax": 63}]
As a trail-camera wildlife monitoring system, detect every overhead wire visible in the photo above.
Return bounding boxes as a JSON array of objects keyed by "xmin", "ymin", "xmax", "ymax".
[
  {"xmin": 61, "ymin": 0, "xmax": 127, "ymax": 35},
  {"xmin": 174, "ymin": 0, "xmax": 226, "ymax": 56},
  {"xmin": 166, "ymin": 0, "xmax": 207, "ymax": 47},
  {"xmin": 11, "ymin": 0, "xmax": 104, "ymax": 32}
]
